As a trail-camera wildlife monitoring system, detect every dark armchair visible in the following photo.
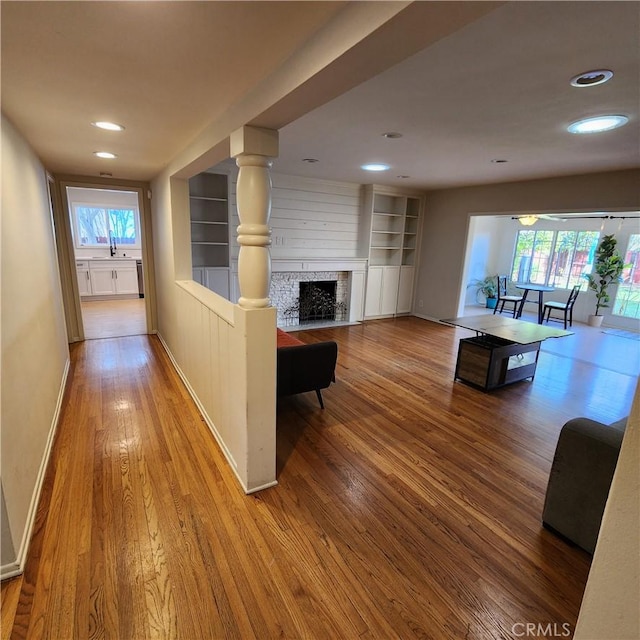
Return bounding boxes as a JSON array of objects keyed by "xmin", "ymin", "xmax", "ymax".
[{"xmin": 276, "ymin": 329, "xmax": 337, "ymax": 408}]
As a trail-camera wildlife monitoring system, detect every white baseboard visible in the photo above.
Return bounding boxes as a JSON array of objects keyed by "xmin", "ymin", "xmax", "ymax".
[
  {"xmin": 1, "ymin": 357, "xmax": 71, "ymax": 581},
  {"xmin": 155, "ymin": 333, "xmax": 274, "ymax": 495}
]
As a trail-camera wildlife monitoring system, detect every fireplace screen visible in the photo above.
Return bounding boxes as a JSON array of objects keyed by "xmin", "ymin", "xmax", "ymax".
[
  {"xmin": 299, "ymin": 281, "xmax": 337, "ymax": 323},
  {"xmin": 279, "ymin": 275, "xmax": 348, "ymax": 326}
]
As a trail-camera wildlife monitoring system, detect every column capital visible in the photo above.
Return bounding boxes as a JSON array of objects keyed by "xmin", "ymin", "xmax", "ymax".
[{"xmin": 230, "ymin": 126, "xmax": 279, "ymax": 159}]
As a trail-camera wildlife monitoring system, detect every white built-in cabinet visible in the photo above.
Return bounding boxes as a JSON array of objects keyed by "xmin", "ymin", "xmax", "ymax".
[
  {"xmin": 76, "ymin": 259, "xmax": 139, "ymax": 297},
  {"xmin": 363, "ymin": 186, "xmax": 423, "ymax": 319},
  {"xmin": 189, "ymin": 172, "xmax": 231, "ymax": 299}
]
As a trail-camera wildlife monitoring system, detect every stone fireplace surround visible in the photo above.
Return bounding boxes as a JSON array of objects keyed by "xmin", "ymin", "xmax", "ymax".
[
  {"xmin": 233, "ymin": 258, "xmax": 367, "ymax": 328},
  {"xmin": 271, "ymin": 271, "xmax": 348, "ymax": 327}
]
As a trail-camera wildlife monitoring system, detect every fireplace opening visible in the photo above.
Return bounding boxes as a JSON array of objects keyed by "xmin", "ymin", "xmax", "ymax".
[{"xmin": 299, "ymin": 281, "xmax": 337, "ymax": 323}]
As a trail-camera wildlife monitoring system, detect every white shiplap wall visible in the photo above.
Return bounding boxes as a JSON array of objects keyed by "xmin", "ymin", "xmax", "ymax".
[{"xmin": 229, "ymin": 172, "xmax": 364, "ymax": 260}]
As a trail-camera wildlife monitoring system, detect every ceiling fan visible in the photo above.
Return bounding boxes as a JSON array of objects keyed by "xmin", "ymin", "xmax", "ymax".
[{"xmin": 512, "ymin": 214, "xmax": 567, "ymax": 226}]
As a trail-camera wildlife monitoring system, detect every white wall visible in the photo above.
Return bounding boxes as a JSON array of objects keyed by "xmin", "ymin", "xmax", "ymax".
[
  {"xmin": 462, "ymin": 215, "xmax": 508, "ymax": 305},
  {"xmin": 1, "ymin": 114, "xmax": 69, "ymax": 577},
  {"xmin": 228, "ymin": 171, "xmax": 363, "ymax": 261},
  {"xmin": 416, "ymin": 169, "xmax": 640, "ymax": 322}
]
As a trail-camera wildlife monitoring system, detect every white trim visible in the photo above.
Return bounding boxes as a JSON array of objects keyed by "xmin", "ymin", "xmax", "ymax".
[
  {"xmin": 246, "ymin": 480, "xmax": 278, "ymax": 494},
  {"xmin": 0, "ymin": 563, "xmax": 23, "ymax": 581},
  {"xmin": 1, "ymin": 357, "xmax": 71, "ymax": 581},
  {"xmin": 156, "ymin": 333, "xmax": 271, "ymax": 495}
]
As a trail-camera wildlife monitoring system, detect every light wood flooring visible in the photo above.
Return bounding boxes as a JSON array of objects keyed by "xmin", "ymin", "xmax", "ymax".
[
  {"xmin": 2, "ymin": 316, "xmax": 638, "ymax": 639},
  {"xmin": 81, "ymin": 298, "xmax": 147, "ymax": 339}
]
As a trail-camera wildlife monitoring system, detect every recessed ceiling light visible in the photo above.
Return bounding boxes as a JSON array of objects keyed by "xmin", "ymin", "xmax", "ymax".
[
  {"xmin": 302, "ymin": 158, "xmax": 319, "ymax": 163},
  {"xmin": 570, "ymin": 69, "xmax": 614, "ymax": 88},
  {"xmin": 92, "ymin": 121, "xmax": 125, "ymax": 131},
  {"xmin": 491, "ymin": 159, "xmax": 508, "ymax": 163},
  {"xmin": 94, "ymin": 151, "xmax": 117, "ymax": 159},
  {"xmin": 567, "ymin": 115, "xmax": 628, "ymax": 134},
  {"xmin": 362, "ymin": 163, "xmax": 390, "ymax": 172},
  {"xmin": 382, "ymin": 132, "xmax": 403, "ymax": 139}
]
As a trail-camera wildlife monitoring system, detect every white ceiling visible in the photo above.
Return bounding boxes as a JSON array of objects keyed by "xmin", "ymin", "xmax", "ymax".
[{"xmin": 2, "ymin": 1, "xmax": 638, "ymax": 190}]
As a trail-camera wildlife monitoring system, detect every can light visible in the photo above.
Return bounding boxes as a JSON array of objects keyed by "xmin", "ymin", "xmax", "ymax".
[
  {"xmin": 94, "ymin": 151, "xmax": 117, "ymax": 159},
  {"xmin": 92, "ymin": 121, "xmax": 125, "ymax": 131},
  {"xmin": 361, "ymin": 163, "xmax": 390, "ymax": 172},
  {"xmin": 567, "ymin": 115, "xmax": 628, "ymax": 134}
]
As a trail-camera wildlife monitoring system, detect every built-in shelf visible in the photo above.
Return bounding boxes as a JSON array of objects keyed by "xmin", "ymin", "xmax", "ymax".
[
  {"xmin": 190, "ymin": 195, "xmax": 227, "ymax": 202},
  {"xmin": 189, "ymin": 172, "xmax": 230, "ymax": 269},
  {"xmin": 363, "ymin": 186, "xmax": 423, "ymax": 319}
]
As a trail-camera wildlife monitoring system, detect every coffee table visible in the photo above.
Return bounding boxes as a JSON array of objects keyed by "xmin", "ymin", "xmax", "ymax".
[{"xmin": 441, "ymin": 315, "xmax": 572, "ymax": 391}]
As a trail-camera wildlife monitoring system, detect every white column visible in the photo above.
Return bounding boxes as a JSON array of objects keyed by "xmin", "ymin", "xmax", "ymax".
[{"xmin": 231, "ymin": 127, "xmax": 279, "ymax": 309}]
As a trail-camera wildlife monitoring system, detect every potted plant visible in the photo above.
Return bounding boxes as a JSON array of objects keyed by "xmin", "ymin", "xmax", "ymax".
[
  {"xmin": 471, "ymin": 275, "xmax": 498, "ymax": 309},
  {"xmin": 585, "ymin": 234, "xmax": 626, "ymax": 327}
]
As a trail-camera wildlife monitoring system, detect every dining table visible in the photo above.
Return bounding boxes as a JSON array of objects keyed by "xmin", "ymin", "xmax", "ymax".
[{"xmin": 515, "ymin": 283, "xmax": 555, "ymax": 324}]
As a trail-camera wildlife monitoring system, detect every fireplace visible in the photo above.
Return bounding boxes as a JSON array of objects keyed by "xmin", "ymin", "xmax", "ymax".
[
  {"xmin": 299, "ymin": 281, "xmax": 337, "ymax": 323},
  {"xmin": 271, "ymin": 271, "xmax": 350, "ymax": 327}
]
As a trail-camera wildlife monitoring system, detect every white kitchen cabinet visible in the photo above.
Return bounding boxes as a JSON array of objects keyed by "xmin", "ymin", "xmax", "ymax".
[
  {"xmin": 113, "ymin": 263, "xmax": 139, "ymax": 295},
  {"xmin": 89, "ymin": 263, "xmax": 117, "ymax": 295},
  {"xmin": 84, "ymin": 259, "xmax": 139, "ymax": 297},
  {"xmin": 76, "ymin": 261, "xmax": 92, "ymax": 296}
]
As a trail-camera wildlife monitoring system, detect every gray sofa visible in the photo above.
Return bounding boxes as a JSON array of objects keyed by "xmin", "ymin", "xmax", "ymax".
[{"xmin": 542, "ymin": 416, "xmax": 628, "ymax": 553}]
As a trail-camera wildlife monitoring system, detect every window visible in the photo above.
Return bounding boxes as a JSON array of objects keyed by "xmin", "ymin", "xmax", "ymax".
[
  {"xmin": 613, "ymin": 234, "xmax": 640, "ymax": 319},
  {"xmin": 72, "ymin": 205, "xmax": 140, "ymax": 248},
  {"xmin": 511, "ymin": 229, "xmax": 599, "ymax": 290}
]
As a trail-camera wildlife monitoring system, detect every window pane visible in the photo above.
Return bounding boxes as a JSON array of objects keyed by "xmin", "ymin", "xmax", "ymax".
[
  {"xmin": 73, "ymin": 205, "xmax": 139, "ymax": 248},
  {"xmin": 529, "ymin": 230, "xmax": 553, "ymax": 284},
  {"xmin": 108, "ymin": 209, "xmax": 137, "ymax": 245},
  {"xmin": 511, "ymin": 228, "xmax": 599, "ymax": 289},
  {"xmin": 569, "ymin": 231, "xmax": 599, "ymax": 290},
  {"xmin": 549, "ymin": 231, "xmax": 577, "ymax": 289},
  {"xmin": 613, "ymin": 234, "xmax": 640, "ymax": 319},
  {"xmin": 76, "ymin": 207, "xmax": 109, "ymax": 245},
  {"xmin": 548, "ymin": 231, "xmax": 599, "ymax": 290},
  {"xmin": 511, "ymin": 230, "xmax": 535, "ymax": 282}
]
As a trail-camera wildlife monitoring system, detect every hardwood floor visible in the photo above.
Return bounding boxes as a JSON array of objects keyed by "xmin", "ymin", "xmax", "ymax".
[
  {"xmin": 2, "ymin": 317, "xmax": 637, "ymax": 639},
  {"xmin": 81, "ymin": 298, "xmax": 146, "ymax": 339}
]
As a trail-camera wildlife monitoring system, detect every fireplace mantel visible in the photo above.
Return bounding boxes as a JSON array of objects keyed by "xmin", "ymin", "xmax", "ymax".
[{"xmin": 271, "ymin": 258, "xmax": 368, "ymax": 273}]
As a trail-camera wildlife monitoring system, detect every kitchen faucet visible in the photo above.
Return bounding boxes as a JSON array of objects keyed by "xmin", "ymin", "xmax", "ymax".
[{"xmin": 109, "ymin": 233, "xmax": 117, "ymax": 257}]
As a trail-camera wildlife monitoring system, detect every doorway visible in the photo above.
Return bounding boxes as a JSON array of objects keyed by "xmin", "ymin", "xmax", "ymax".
[{"xmin": 66, "ymin": 185, "xmax": 147, "ymax": 339}]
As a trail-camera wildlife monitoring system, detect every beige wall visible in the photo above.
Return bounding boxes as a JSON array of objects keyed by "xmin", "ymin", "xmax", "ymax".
[
  {"xmin": 416, "ymin": 169, "xmax": 640, "ymax": 321},
  {"xmin": 1, "ymin": 114, "xmax": 69, "ymax": 575}
]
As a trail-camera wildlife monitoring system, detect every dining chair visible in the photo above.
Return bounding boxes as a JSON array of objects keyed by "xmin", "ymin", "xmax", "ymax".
[
  {"xmin": 542, "ymin": 285, "xmax": 581, "ymax": 329},
  {"xmin": 493, "ymin": 275, "xmax": 524, "ymax": 317}
]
